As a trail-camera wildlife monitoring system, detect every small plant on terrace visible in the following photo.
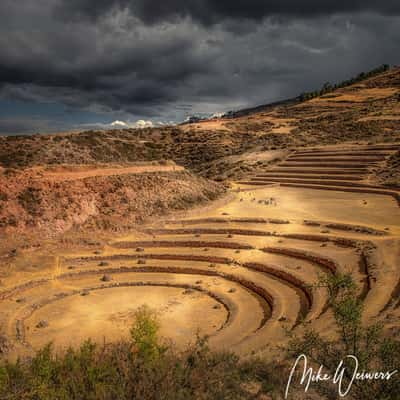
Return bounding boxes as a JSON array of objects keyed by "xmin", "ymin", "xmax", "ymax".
[
  {"xmin": 285, "ymin": 274, "xmax": 400, "ymax": 399},
  {"xmin": 129, "ymin": 304, "xmax": 166, "ymax": 362}
]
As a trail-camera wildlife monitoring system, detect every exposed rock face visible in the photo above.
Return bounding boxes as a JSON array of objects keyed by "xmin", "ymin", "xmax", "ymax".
[
  {"xmin": 36, "ymin": 320, "xmax": 49, "ymax": 329},
  {"xmin": 100, "ymin": 274, "xmax": 112, "ymax": 282},
  {"xmin": 0, "ymin": 168, "xmax": 225, "ymax": 235}
]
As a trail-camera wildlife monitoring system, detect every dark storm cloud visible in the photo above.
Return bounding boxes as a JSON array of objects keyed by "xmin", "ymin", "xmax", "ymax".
[
  {"xmin": 55, "ymin": 0, "xmax": 400, "ymax": 24},
  {"xmin": 0, "ymin": 116, "xmax": 67, "ymax": 135},
  {"xmin": 0, "ymin": 1, "xmax": 216, "ymax": 116},
  {"xmin": 0, "ymin": 0, "xmax": 399, "ymax": 133}
]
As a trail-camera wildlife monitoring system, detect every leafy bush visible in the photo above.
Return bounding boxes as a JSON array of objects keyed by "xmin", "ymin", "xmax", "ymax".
[
  {"xmin": 286, "ymin": 274, "xmax": 400, "ymax": 399},
  {"xmin": 1, "ymin": 278, "xmax": 398, "ymax": 400},
  {"xmin": 129, "ymin": 305, "xmax": 164, "ymax": 362},
  {"xmin": 0, "ymin": 306, "xmax": 268, "ymax": 400}
]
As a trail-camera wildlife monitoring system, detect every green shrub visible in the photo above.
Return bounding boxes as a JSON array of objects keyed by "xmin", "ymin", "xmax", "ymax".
[
  {"xmin": 286, "ymin": 274, "xmax": 400, "ymax": 399},
  {"xmin": 129, "ymin": 305, "xmax": 164, "ymax": 362},
  {"xmin": 0, "ymin": 306, "xmax": 270, "ymax": 400}
]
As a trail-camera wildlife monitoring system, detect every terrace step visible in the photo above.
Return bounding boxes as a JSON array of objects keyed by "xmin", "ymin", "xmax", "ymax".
[
  {"xmin": 247, "ymin": 178, "xmax": 374, "ymax": 188},
  {"xmin": 254, "ymin": 174, "xmax": 364, "ymax": 181},
  {"xmin": 278, "ymin": 162, "xmax": 376, "ymax": 168},
  {"xmin": 269, "ymin": 168, "xmax": 368, "ymax": 175},
  {"xmin": 293, "ymin": 151, "xmax": 394, "ymax": 157},
  {"xmin": 286, "ymin": 157, "xmax": 386, "ymax": 162}
]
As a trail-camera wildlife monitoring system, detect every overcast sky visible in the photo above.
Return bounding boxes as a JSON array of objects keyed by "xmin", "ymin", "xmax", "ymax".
[{"xmin": 0, "ymin": 0, "xmax": 399, "ymax": 134}]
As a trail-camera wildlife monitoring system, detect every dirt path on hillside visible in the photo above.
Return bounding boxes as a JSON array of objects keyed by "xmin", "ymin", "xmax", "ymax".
[{"xmin": 35, "ymin": 165, "xmax": 184, "ymax": 182}]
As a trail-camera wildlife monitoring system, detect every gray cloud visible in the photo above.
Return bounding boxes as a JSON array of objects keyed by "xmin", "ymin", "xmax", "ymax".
[
  {"xmin": 0, "ymin": 117, "xmax": 65, "ymax": 136},
  {"xmin": 55, "ymin": 0, "xmax": 400, "ymax": 24},
  {"xmin": 0, "ymin": 0, "xmax": 399, "ymax": 134}
]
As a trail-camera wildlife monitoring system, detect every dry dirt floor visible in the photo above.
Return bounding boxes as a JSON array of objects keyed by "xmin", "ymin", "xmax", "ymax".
[{"xmin": 1, "ymin": 143, "xmax": 399, "ymax": 360}]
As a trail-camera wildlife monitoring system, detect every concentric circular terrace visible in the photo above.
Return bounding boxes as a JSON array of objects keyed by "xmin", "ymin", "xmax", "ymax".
[{"xmin": 1, "ymin": 143, "xmax": 399, "ymax": 359}]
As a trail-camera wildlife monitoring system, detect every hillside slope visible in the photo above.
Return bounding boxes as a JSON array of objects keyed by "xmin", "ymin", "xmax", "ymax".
[
  {"xmin": 0, "ymin": 67, "xmax": 398, "ymax": 235},
  {"xmin": 0, "ymin": 165, "xmax": 224, "ymax": 235},
  {"xmin": 1, "ymin": 67, "xmax": 399, "ymax": 179}
]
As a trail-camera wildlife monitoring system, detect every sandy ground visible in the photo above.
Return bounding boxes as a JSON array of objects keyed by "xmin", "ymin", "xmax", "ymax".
[{"xmin": 27, "ymin": 285, "xmax": 227, "ymax": 350}]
